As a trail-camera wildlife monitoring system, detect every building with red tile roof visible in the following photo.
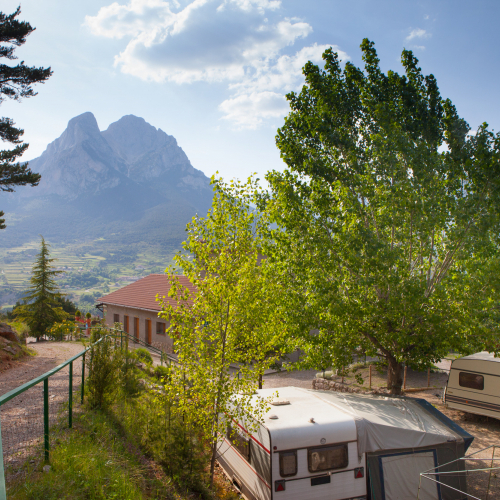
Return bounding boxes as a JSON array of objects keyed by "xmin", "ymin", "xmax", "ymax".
[{"xmin": 97, "ymin": 274, "xmax": 196, "ymax": 352}]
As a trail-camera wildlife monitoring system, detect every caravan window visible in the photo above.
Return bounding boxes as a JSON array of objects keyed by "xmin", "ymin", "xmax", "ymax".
[
  {"xmin": 279, "ymin": 450, "xmax": 297, "ymax": 477},
  {"xmin": 307, "ymin": 444, "xmax": 348, "ymax": 473},
  {"xmin": 459, "ymin": 372, "xmax": 484, "ymax": 390},
  {"xmin": 227, "ymin": 424, "xmax": 251, "ymax": 462}
]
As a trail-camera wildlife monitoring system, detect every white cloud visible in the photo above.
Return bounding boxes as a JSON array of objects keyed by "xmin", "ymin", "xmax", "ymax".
[
  {"xmin": 406, "ymin": 28, "xmax": 431, "ymax": 41},
  {"xmin": 219, "ymin": 91, "xmax": 288, "ymax": 128},
  {"xmin": 86, "ymin": 0, "xmax": 348, "ymax": 127},
  {"xmin": 424, "ymin": 14, "xmax": 429, "ymax": 20},
  {"xmin": 412, "ymin": 45, "xmax": 426, "ymax": 50}
]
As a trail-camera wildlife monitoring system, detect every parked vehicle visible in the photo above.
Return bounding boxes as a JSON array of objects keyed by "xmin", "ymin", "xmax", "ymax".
[
  {"xmin": 444, "ymin": 351, "xmax": 500, "ymax": 419},
  {"xmin": 218, "ymin": 387, "xmax": 473, "ymax": 500}
]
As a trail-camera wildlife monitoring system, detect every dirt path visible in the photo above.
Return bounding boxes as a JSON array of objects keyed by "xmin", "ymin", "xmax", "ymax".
[
  {"xmin": 0, "ymin": 341, "xmax": 85, "ymax": 397},
  {"xmin": 0, "ymin": 341, "xmax": 87, "ymax": 473}
]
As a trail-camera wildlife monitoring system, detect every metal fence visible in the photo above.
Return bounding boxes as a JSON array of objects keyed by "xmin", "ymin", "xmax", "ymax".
[
  {"xmin": 0, "ymin": 342, "xmax": 92, "ymax": 500},
  {"xmin": 0, "ymin": 326, "xmax": 178, "ymax": 499},
  {"xmin": 418, "ymin": 445, "xmax": 500, "ymax": 500}
]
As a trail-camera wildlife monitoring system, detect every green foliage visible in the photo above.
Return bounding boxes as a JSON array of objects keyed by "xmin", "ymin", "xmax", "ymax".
[
  {"xmin": 114, "ymin": 380, "xmax": 209, "ymax": 494},
  {"xmin": 118, "ymin": 349, "xmax": 142, "ymax": 397},
  {"xmin": 153, "ymin": 364, "xmax": 170, "ymax": 380},
  {"xmin": 7, "ymin": 411, "xmax": 153, "ymax": 500},
  {"xmin": 15, "ymin": 237, "xmax": 67, "ymax": 340},
  {"xmin": 134, "ymin": 347, "xmax": 153, "ymax": 365},
  {"xmin": 0, "ymin": 7, "xmax": 52, "ymax": 229},
  {"xmin": 54, "ymin": 295, "xmax": 77, "ymax": 316},
  {"xmin": 47, "ymin": 320, "xmax": 75, "ymax": 341},
  {"xmin": 159, "ymin": 175, "xmax": 286, "ymax": 485},
  {"xmin": 86, "ymin": 330, "xmax": 121, "ymax": 409},
  {"xmin": 85, "ymin": 312, "xmax": 91, "ymax": 319},
  {"xmin": 264, "ymin": 39, "xmax": 500, "ymax": 394}
]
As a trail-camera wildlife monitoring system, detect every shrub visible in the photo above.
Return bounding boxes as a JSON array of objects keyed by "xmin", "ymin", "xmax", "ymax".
[
  {"xmin": 86, "ymin": 329, "xmax": 121, "ymax": 409},
  {"xmin": 135, "ymin": 348, "xmax": 153, "ymax": 365},
  {"xmin": 153, "ymin": 365, "xmax": 169, "ymax": 380}
]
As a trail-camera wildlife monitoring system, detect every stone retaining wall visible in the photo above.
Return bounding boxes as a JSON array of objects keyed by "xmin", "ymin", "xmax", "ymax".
[{"xmin": 312, "ymin": 377, "xmax": 391, "ymax": 395}]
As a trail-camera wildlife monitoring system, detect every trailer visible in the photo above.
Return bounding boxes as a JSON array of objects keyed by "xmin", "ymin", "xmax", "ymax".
[
  {"xmin": 218, "ymin": 387, "xmax": 473, "ymax": 500},
  {"xmin": 444, "ymin": 351, "xmax": 500, "ymax": 419}
]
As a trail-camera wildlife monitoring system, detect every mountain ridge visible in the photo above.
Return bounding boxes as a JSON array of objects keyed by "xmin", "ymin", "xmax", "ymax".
[{"xmin": 0, "ymin": 112, "xmax": 213, "ymax": 248}]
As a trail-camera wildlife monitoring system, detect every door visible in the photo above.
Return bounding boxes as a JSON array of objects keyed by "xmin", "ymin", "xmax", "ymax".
[
  {"xmin": 146, "ymin": 319, "xmax": 152, "ymax": 344},
  {"xmin": 124, "ymin": 315, "xmax": 129, "ymax": 334},
  {"xmin": 379, "ymin": 450, "xmax": 439, "ymax": 500},
  {"xmin": 134, "ymin": 317, "xmax": 139, "ymax": 341}
]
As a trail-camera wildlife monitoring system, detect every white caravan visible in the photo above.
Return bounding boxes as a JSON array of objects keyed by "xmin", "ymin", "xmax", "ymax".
[
  {"xmin": 218, "ymin": 387, "xmax": 473, "ymax": 500},
  {"xmin": 444, "ymin": 351, "xmax": 500, "ymax": 419}
]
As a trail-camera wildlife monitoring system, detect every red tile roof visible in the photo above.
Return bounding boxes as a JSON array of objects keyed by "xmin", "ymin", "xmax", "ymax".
[{"xmin": 97, "ymin": 274, "xmax": 196, "ymax": 312}]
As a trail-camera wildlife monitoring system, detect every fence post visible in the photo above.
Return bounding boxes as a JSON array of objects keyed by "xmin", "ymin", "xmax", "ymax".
[
  {"xmin": 403, "ymin": 366, "xmax": 407, "ymax": 391},
  {"xmin": 0, "ymin": 412, "xmax": 6, "ymax": 500},
  {"xmin": 69, "ymin": 361, "xmax": 73, "ymax": 429},
  {"xmin": 369, "ymin": 364, "xmax": 372, "ymax": 389},
  {"xmin": 81, "ymin": 352, "xmax": 85, "ymax": 404},
  {"xmin": 44, "ymin": 378, "xmax": 49, "ymax": 462},
  {"xmin": 427, "ymin": 367, "xmax": 430, "ymax": 388}
]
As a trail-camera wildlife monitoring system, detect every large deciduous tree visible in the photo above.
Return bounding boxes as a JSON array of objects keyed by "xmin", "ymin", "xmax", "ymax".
[
  {"xmin": 0, "ymin": 7, "xmax": 52, "ymax": 228},
  {"xmin": 159, "ymin": 176, "xmax": 285, "ymax": 486},
  {"xmin": 16, "ymin": 236, "xmax": 67, "ymax": 340},
  {"xmin": 264, "ymin": 39, "xmax": 500, "ymax": 394}
]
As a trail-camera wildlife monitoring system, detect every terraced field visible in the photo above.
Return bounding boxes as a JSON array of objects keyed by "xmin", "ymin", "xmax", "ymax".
[{"xmin": 0, "ymin": 239, "xmax": 177, "ymax": 311}]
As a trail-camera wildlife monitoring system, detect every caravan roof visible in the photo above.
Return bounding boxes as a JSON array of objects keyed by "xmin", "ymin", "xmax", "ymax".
[
  {"xmin": 255, "ymin": 387, "xmax": 472, "ymax": 455},
  {"xmin": 458, "ymin": 351, "xmax": 500, "ymax": 362},
  {"xmin": 450, "ymin": 351, "xmax": 500, "ymax": 376}
]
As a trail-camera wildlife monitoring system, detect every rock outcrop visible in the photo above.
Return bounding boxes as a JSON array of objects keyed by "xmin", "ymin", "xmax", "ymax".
[{"xmin": 0, "ymin": 322, "xmax": 19, "ymax": 343}]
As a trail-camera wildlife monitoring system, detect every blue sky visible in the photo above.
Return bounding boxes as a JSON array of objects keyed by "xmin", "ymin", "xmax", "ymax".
[{"xmin": 2, "ymin": 0, "xmax": 499, "ymax": 182}]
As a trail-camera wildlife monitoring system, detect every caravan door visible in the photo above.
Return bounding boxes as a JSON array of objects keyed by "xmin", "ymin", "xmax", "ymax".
[{"xmin": 377, "ymin": 450, "xmax": 439, "ymax": 500}]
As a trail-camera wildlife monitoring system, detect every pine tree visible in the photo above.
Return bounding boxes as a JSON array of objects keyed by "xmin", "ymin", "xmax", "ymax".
[
  {"xmin": 0, "ymin": 7, "xmax": 52, "ymax": 229},
  {"xmin": 16, "ymin": 236, "xmax": 66, "ymax": 340}
]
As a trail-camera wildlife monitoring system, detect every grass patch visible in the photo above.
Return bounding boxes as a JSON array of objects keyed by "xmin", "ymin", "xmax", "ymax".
[{"xmin": 7, "ymin": 410, "xmax": 170, "ymax": 500}]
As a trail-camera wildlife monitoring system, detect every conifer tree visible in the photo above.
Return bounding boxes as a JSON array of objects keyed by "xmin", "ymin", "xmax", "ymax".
[
  {"xmin": 0, "ymin": 7, "xmax": 52, "ymax": 229},
  {"xmin": 16, "ymin": 236, "xmax": 66, "ymax": 340}
]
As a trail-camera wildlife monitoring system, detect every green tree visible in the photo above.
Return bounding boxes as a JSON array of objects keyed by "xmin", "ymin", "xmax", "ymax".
[
  {"xmin": 264, "ymin": 39, "xmax": 500, "ymax": 394},
  {"xmin": 16, "ymin": 236, "xmax": 67, "ymax": 340},
  {"xmin": 0, "ymin": 7, "xmax": 52, "ymax": 229},
  {"xmin": 159, "ymin": 176, "xmax": 285, "ymax": 486}
]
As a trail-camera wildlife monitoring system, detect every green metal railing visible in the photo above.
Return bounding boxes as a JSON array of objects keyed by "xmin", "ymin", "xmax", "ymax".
[
  {"xmin": 102, "ymin": 326, "xmax": 178, "ymax": 366},
  {"xmin": 0, "ymin": 338, "xmax": 99, "ymax": 500},
  {"xmin": 0, "ymin": 327, "xmax": 177, "ymax": 499}
]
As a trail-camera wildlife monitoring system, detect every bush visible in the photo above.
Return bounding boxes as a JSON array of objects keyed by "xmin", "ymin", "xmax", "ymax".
[
  {"xmin": 114, "ymin": 387, "xmax": 209, "ymax": 494},
  {"xmin": 153, "ymin": 365, "xmax": 169, "ymax": 380},
  {"xmin": 135, "ymin": 348, "xmax": 153, "ymax": 365},
  {"xmin": 86, "ymin": 329, "xmax": 121, "ymax": 409}
]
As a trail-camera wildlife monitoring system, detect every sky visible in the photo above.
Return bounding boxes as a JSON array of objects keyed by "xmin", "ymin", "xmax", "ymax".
[{"xmin": 2, "ymin": 0, "xmax": 500, "ymax": 182}]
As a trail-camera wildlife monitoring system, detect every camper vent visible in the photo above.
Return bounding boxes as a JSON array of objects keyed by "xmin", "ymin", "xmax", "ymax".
[
  {"xmin": 268, "ymin": 414, "xmax": 279, "ymax": 419},
  {"xmin": 271, "ymin": 400, "xmax": 290, "ymax": 406}
]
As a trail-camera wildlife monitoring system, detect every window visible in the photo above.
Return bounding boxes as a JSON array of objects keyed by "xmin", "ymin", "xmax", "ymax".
[
  {"xmin": 307, "ymin": 444, "xmax": 348, "ymax": 473},
  {"xmin": 279, "ymin": 450, "xmax": 297, "ymax": 477},
  {"xmin": 459, "ymin": 372, "xmax": 484, "ymax": 390},
  {"xmin": 113, "ymin": 314, "xmax": 119, "ymax": 323},
  {"xmin": 227, "ymin": 424, "xmax": 251, "ymax": 461},
  {"xmin": 156, "ymin": 322, "xmax": 166, "ymax": 335}
]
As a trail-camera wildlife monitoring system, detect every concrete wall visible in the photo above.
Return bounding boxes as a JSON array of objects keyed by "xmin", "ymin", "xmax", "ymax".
[{"xmin": 104, "ymin": 304, "xmax": 174, "ymax": 353}]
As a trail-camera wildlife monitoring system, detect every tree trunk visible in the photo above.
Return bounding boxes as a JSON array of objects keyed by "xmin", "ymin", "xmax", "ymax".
[
  {"xmin": 209, "ymin": 435, "xmax": 218, "ymax": 488},
  {"xmin": 258, "ymin": 373, "xmax": 263, "ymax": 390},
  {"xmin": 386, "ymin": 357, "xmax": 403, "ymax": 395}
]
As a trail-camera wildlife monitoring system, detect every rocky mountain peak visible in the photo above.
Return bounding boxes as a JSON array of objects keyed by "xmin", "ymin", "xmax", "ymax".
[
  {"xmin": 43, "ymin": 112, "xmax": 103, "ymax": 159},
  {"xmin": 102, "ymin": 114, "xmax": 176, "ymax": 164}
]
